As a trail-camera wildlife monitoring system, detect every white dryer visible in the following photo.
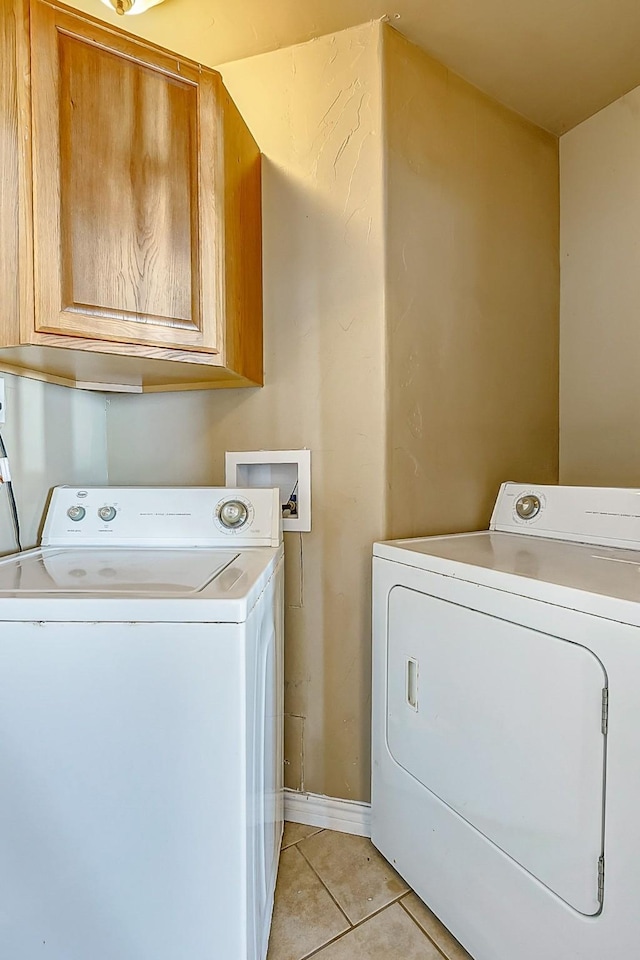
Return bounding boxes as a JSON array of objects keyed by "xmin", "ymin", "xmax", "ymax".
[
  {"xmin": 0, "ymin": 485, "xmax": 284, "ymax": 960},
  {"xmin": 372, "ymin": 483, "xmax": 640, "ymax": 960}
]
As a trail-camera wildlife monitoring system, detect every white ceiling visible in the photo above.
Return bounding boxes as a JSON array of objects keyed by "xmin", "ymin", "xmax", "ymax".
[{"xmin": 71, "ymin": 0, "xmax": 640, "ymax": 134}]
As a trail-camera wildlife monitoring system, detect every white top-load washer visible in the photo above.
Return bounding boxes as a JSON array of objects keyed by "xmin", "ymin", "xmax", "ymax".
[
  {"xmin": 372, "ymin": 483, "xmax": 640, "ymax": 960},
  {"xmin": 0, "ymin": 485, "xmax": 284, "ymax": 960}
]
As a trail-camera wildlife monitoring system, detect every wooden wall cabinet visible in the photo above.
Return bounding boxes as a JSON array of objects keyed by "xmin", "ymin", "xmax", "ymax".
[{"xmin": 0, "ymin": 0, "xmax": 262, "ymax": 392}]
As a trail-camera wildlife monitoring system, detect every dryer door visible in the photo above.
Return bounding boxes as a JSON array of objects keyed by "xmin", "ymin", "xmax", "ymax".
[{"xmin": 386, "ymin": 586, "xmax": 606, "ymax": 916}]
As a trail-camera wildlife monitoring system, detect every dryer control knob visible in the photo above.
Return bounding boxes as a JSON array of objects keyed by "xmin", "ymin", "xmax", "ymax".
[
  {"xmin": 218, "ymin": 500, "xmax": 249, "ymax": 529},
  {"xmin": 98, "ymin": 505, "xmax": 117, "ymax": 522},
  {"xmin": 515, "ymin": 495, "xmax": 541, "ymax": 520}
]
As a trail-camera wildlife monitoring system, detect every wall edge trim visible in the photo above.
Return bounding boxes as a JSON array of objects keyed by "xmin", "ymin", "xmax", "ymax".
[{"xmin": 283, "ymin": 788, "xmax": 371, "ymax": 837}]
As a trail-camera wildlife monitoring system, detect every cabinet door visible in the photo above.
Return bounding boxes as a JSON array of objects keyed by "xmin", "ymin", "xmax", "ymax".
[{"xmin": 30, "ymin": 1, "xmax": 221, "ymax": 353}]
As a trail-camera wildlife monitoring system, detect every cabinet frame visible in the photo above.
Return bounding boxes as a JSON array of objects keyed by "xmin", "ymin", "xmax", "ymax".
[{"xmin": 0, "ymin": 0, "xmax": 263, "ymax": 392}]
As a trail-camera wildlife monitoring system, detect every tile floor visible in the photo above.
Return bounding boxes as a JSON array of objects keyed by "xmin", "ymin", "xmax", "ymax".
[{"xmin": 267, "ymin": 823, "xmax": 474, "ymax": 960}]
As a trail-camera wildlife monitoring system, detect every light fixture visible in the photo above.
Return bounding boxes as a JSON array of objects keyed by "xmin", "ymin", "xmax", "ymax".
[{"xmin": 100, "ymin": 0, "xmax": 165, "ymax": 15}]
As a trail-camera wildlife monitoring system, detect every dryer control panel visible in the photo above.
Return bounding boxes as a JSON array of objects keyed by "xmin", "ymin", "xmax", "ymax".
[
  {"xmin": 41, "ymin": 487, "xmax": 282, "ymax": 548},
  {"xmin": 490, "ymin": 482, "xmax": 640, "ymax": 549}
]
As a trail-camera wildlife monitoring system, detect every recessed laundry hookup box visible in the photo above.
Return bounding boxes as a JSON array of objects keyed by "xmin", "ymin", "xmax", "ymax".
[{"xmin": 225, "ymin": 449, "xmax": 311, "ymax": 532}]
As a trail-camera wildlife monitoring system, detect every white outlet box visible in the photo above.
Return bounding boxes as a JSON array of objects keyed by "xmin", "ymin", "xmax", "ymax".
[
  {"xmin": 0, "ymin": 378, "xmax": 5, "ymax": 424},
  {"xmin": 225, "ymin": 449, "xmax": 311, "ymax": 532}
]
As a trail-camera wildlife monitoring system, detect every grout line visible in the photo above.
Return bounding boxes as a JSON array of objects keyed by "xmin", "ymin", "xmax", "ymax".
[
  {"xmin": 300, "ymin": 929, "xmax": 352, "ymax": 960},
  {"xmin": 398, "ymin": 897, "xmax": 452, "ymax": 960},
  {"xmin": 300, "ymin": 898, "xmax": 414, "ymax": 960},
  {"xmin": 278, "ymin": 834, "xmax": 433, "ymax": 960},
  {"xmin": 296, "ymin": 844, "xmax": 353, "ymax": 928},
  {"xmin": 294, "ymin": 848, "xmax": 412, "ymax": 960},
  {"xmin": 282, "ymin": 826, "xmax": 324, "ymax": 851}
]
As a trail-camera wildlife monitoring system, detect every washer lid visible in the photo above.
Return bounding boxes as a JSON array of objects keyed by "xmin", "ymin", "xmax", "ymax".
[{"xmin": 0, "ymin": 549, "xmax": 239, "ymax": 596}]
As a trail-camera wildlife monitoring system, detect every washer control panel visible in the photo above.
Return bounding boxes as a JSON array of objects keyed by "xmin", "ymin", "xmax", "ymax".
[
  {"xmin": 42, "ymin": 487, "xmax": 282, "ymax": 547},
  {"xmin": 490, "ymin": 482, "xmax": 640, "ymax": 549}
]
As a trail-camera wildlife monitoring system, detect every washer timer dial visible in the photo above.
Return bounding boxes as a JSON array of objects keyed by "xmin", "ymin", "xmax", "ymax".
[
  {"xmin": 515, "ymin": 494, "xmax": 541, "ymax": 521},
  {"xmin": 217, "ymin": 499, "xmax": 249, "ymax": 529}
]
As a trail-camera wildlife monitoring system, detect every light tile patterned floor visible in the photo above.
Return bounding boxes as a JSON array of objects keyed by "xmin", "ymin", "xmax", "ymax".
[{"xmin": 268, "ymin": 823, "xmax": 474, "ymax": 960}]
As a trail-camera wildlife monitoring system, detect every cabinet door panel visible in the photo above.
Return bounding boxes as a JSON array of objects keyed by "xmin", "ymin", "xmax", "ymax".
[
  {"xmin": 60, "ymin": 36, "xmax": 197, "ymax": 325},
  {"xmin": 31, "ymin": 3, "xmax": 221, "ymax": 353}
]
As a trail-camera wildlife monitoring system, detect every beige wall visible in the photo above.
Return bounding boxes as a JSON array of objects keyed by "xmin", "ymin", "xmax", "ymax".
[
  {"xmin": 0, "ymin": 374, "xmax": 108, "ymax": 555},
  {"xmin": 107, "ymin": 21, "xmax": 562, "ymax": 803},
  {"xmin": 383, "ymin": 27, "xmax": 560, "ymax": 538},
  {"xmin": 560, "ymin": 86, "xmax": 640, "ymax": 485},
  {"xmin": 25, "ymin": 6, "xmax": 562, "ymax": 803},
  {"xmin": 106, "ymin": 24, "xmax": 387, "ymax": 802}
]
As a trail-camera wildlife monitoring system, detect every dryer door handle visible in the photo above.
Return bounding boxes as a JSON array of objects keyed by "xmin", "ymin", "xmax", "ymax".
[{"xmin": 406, "ymin": 657, "xmax": 418, "ymax": 711}]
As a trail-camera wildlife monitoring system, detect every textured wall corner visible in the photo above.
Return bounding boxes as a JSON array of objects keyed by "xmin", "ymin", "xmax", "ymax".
[
  {"xmin": 383, "ymin": 25, "xmax": 560, "ymax": 540},
  {"xmin": 560, "ymin": 87, "xmax": 640, "ymax": 486}
]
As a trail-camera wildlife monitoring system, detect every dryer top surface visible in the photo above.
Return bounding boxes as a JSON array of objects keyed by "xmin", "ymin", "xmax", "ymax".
[{"xmin": 375, "ymin": 531, "xmax": 640, "ymax": 621}]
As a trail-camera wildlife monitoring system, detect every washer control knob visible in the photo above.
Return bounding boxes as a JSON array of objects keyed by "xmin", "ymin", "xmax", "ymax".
[
  {"xmin": 515, "ymin": 495, "xmax": 541, "ymax": 520},
  {"xmin": 98, "ymin": 505, "xmax": 117, "ymax": 522},
  {"xmin": 67, "ymin": 505, "xmax": 86, "ymax": 522},
  {"xmin": 218, "ymin": 499, "xmax": 249, "ymax": 529}
]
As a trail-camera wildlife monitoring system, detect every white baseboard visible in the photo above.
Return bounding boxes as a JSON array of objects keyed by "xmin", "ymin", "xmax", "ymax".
[{"xmin": 284, "ymin": 788, "xmax": 371, "ymax": 838}]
